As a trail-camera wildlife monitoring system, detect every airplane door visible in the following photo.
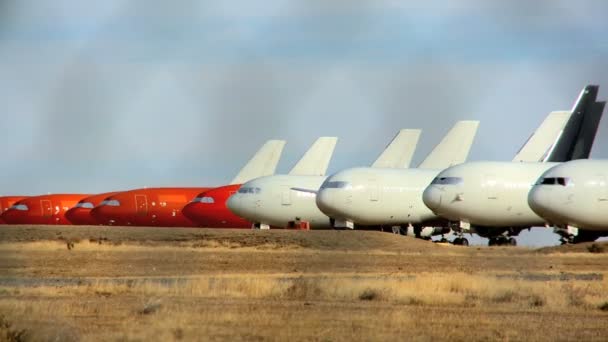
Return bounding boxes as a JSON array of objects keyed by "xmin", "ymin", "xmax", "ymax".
[
  {"xmin": 40, "ymin": 200, "xmax": 53, "ymax": 217},
  {"xmin": 281, "ymin": 186, "xmax": 291, "ymax": 206},
  {"xmin": 369, "ymin": 179, "xmax": 379, "ymax": 202},
  {"xmin": 484, "ymin": 175, "xmax": 499, "ymax": 200},
  {"xmin": 135, "ymin": 195, "xmax": 148, "ymax": 215}
]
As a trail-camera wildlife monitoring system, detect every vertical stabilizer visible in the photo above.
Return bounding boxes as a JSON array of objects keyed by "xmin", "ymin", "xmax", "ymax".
[
  {"xmin": 568, "ymin": 101, "xmax": 605, "ymax": 160},
  {"xmin": 545, "ymin": 85, "xmax": 602, "ymax": 162},
  {"xmin": 512, "ymin": 111, "xmax": 571, "ymax": 162},
  {"xmin": 418, "ymin": 121, "xmax": 479, "ymax": 169},
  {"xmin": 288, "ymin": 137, "xmax": 338, "ymax": 176},
  {"xmin": 230, "ymin": 140, "xmax": 286, "ymax": 184},
  {"xmin": 371, "ymin": 129, "xmax": 421, "ymax": 169}
]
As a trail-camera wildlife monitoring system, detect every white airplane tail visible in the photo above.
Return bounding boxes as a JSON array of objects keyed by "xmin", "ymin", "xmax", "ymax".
[
  {"xmin": 512, "ymin": 111, "xmax": 571, "ymax": 162},
  {"xmin": 418, "ymin": 120, "xmax": 479, "ymax": 169},
  {"xmin": 230, "ymin": 140, "xmax": 286, "ymax": 184},
  {"xmin": 288, "ymin": 137, "xmax": 338, "ymax": 176},
  {"xmin": 371, "ymin": 129, "xmax": 421, "ymax": 169}
]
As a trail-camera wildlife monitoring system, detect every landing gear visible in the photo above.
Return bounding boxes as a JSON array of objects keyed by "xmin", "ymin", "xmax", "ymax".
[
  {"xmin": 252, "ymin": 222, "xmax": 270, "ymax": 230},
  {"xmin": 488, "ymin": 236, "xmax": 517, "ymax": 246},
  {"xmin": 452, "ymin": 237, "xmax": 469, "ymax": 246}
]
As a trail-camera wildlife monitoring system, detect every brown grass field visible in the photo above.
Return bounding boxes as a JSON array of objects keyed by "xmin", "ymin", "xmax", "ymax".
[{"xmin": 0, "ymin": 226, "xmax": 607, "ymax": 341}]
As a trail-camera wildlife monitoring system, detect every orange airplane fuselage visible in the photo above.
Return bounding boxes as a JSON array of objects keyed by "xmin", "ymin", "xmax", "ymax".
[
  {"xmin": 90, "ymin": 188, "xmax": 209, "ymax": 227},
  {"xmin": 0, "ymin": 196, "xmax": 28, "ymax": 224},
  {"xmin": 1, "ymin": 194, "xmax": 89, "ymax": 225},
  {"xmin": 182, "ymin": 184, "xmax": 251, "ymax": 228},
  {"xmin": 65, "ymin": 192, "xmax": 119, "ymax": 225}
]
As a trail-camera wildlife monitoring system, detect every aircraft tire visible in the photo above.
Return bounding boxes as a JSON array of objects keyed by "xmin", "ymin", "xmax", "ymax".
[
  {"xmin": 453, "ymin": 238, "xmax": 461, "ymax": 245},
  {"xmin": 460, "ymin": 238, "xmax": 469, "ymax": 246},
  {"xmin": 508, "ymin": 237, "xmax": 517, "ymax": 246}
]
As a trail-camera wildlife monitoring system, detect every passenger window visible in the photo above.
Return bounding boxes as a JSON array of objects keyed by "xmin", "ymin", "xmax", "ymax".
[
  {"xmin": 539, "ymin": 177, "xmax": 570, "ymax": 186},
  {"xmin": 431, "ymin": 177, "xmax": 463, "ymax": 185},
  {"xmin": 321, "ymin": 181, "xmax": 351, "ymax": 189},
  {"xmin": 100, "ymin": 199, "xmax": 121, "ymax": 206},
  {"xmin": 540, "ymin": 178, "xmax": 556, "ymax": 185}
]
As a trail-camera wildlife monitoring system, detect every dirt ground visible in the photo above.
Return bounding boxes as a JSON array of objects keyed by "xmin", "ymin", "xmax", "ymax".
[{"xmin": 0, "ymin": 225, "xmax": 607, "ymax": 341}]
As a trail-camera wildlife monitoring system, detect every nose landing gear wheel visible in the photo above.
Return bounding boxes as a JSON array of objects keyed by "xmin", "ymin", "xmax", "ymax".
[{"xmin": 452, "ymin": 238, "xmax": 470, "ymax": 246}]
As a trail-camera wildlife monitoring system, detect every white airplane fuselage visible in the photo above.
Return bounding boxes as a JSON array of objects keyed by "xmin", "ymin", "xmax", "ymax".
[
  {"xmin": 226, "ymin": 175, "xmax": 330, "ymax": 228},
  {"xmin": 528, "ymin": 159, "xmax": 608, "ymax": 231},
  {"xmin": 316, "ymin": 168, "xmax": 441, "ymax": 226},
  {"xmin": 423, "ymin": 162, "xmax": 558, "ymax": 228}
]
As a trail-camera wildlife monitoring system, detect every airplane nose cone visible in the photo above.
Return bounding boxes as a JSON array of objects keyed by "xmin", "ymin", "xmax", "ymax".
[
  {"xmin": 90, "ymin": 206, "xmax": 110, "ymax": 223},
  {"xmin": 1, "ymin": 209, "xmax": 26, "ymax": 224},
  {"xmin": 422, "ymin": 186, "xmax": 442, "ymax": 211},
  {"xmin": 315, "ymin": 190, "xmax": 335, "ymax": 216},
  {"xmin": 65, "ymin": 207, "xmax": 95, "ymax": 225},
  {"xmin": 182, "ymin": 202, "xmax": 203, "ymax": 222},
  {"xmin": 226, "ymin": 195, "xmax": 242, "ymax": 216},
  {"xmin": 528, "ymin": 187, "xmax": 552, "ymax": 218},
  {"xmin": 64, "ymin": 208, "xmax": 78, "ymax": 223}
]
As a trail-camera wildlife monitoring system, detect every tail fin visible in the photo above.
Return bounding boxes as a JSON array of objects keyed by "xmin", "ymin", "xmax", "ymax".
[
  {"xmin": 418, "ymin": 121, "xmax": 479, "ymax": 169},
  {"xmin": 230, "ymin": 140, "xmax": 286, "ymax": 184},
  {"xmin": 569, "ymin": 101, "xmax": 605, "ymax": 159},
  {"xmin": 545, "ymin": 85, "xmax": 603, "ymax": 162},
  {"xmin": 288, "ymin": 137, "xmax": 338, "ymax": 176},
  {"xmin": 371, "ymin": 129, "xmax": 421, "ymax": 169},
  {"xmin": 512, "ymin": 111, "xmax": 572, "ymax": 162}
]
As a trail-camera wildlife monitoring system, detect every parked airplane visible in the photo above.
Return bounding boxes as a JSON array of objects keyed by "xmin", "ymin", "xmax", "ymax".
[
  {"xmin": 90, "ymin": 140, "xmax": 285, "ymax": 227},
  {"xmin": 182, "ymin": 140, "xmax": 286, "ymax": 228},
  {"xmin": 315, "ymin": 121, "xmax": 479, "ymax": 242},
  {"xmin": 0, "ymin": 196, "xmax": 27, "ymax": 224},
  {"xmin": 226, "ymin": 136, "xmax": 343, "ymax": 229},
  {"xmin": 65, "ymin": 192, "xmax": 119, "ymax": 225},
  {"xmin": 423, "ymin": 85, "xmax": 604, "ymax": 246},
  {"xmin": 1, "ymin": 194, "xmax": 90, "ymax": 225},
  {"xmin": 528, "ymin": 159, "xmax": 608, "ymax": 244}
]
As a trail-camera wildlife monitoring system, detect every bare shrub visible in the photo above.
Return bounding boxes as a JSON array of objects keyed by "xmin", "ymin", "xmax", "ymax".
[
  {"xmin": 0, "ymin": 315, "xmax": 27, "ymax": 342},
  {"xmin": 285, "ymin": 277, "xmax": 322, "ymax": 300},
  {"xmin": 599, "ymin": 302, "xmax": 608, "ymax": 311},
  {"xmin": 587, "ymin": 244, "xmax": 605, "ymax": 254},
  {"xmin": 406, "ymin": 297, "xmax": 424, "ymax": 306},
  {"xmin": 492, "ymin": 290, "xmax": 517, "ymax": 303},
  {"xmin": 359, "ymin": 289, "xmax": 380, "ymax": 301},
  {"xmin": 564, "ymin": 285, "xmax": 587, "ymax": 308},
  {"xmin": 140, "ymin": 299, "xmax": 162, "ymax": 315},
  {"xmin": 528, "ymin": 294, "xmax": 545, "ymax": 308}
]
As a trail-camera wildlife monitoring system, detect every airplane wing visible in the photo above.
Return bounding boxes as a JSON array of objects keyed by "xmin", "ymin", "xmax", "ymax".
[
  {"xmin": 230, "ymin": 140, "xmax": 287, "ymax": 185},
  {"xmin": 417, "ymin": 120, "xmax": 479, "ymax": 169},
  {"xmin": 288, "ymin": 137, "xmax": 338, "ymax": 176},
  {"xmin": 512, "ymin": 111, "xmax": 572, "ymax": 162},
  {"xmin": 371, "ymin": 129, "xmax": 421, "ymax": 169}
]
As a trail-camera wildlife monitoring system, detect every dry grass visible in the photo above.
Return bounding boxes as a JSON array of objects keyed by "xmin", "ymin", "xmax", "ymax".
[
  {"xmin": 2, "ymin": 227, "xmax": 608, "ymax": 341},
  {"xmin": 3, "ymin": 273, "xmax": 607, "ymax": 310}
]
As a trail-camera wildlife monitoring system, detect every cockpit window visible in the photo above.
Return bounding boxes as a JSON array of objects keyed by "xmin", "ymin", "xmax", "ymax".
[
  {"xmin": 75, "ymin": 202, "xmax": 94, "ymax": 209},
  {"xmin": 538, "ymin": 177, "xmax": 571, "ymax": 186},
  {"xmin": 237, "ymin": 187, "xmax": 261, "ymax": 194},
  {"xmin": 99, "ymin": 199, "xmax": 120, "ymax": 206},
  {"xmin": 320, "ymin": 181, "xmax": 351, "ymax": 189},
  {"xmin": 431, "ymin": 177, "xmax": 463, "ymax": 185},
  {"xmin": 194, "ymin": 197, "xmax": 215, "ymax": 204},
  {"xmin": 10, "ymin": 204, "xmax": 28, "ymax": 211}
]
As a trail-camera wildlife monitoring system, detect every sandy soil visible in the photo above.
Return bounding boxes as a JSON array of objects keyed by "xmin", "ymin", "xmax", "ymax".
[{"xmin": 0, "ymin": 225, "xmax": 607, "ymax": 341}]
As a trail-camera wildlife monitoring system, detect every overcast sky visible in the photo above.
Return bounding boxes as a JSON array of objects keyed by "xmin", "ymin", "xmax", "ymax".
[{"xmin": 1, "ymin": 0, "xmax": 607, "ymax": 245}]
